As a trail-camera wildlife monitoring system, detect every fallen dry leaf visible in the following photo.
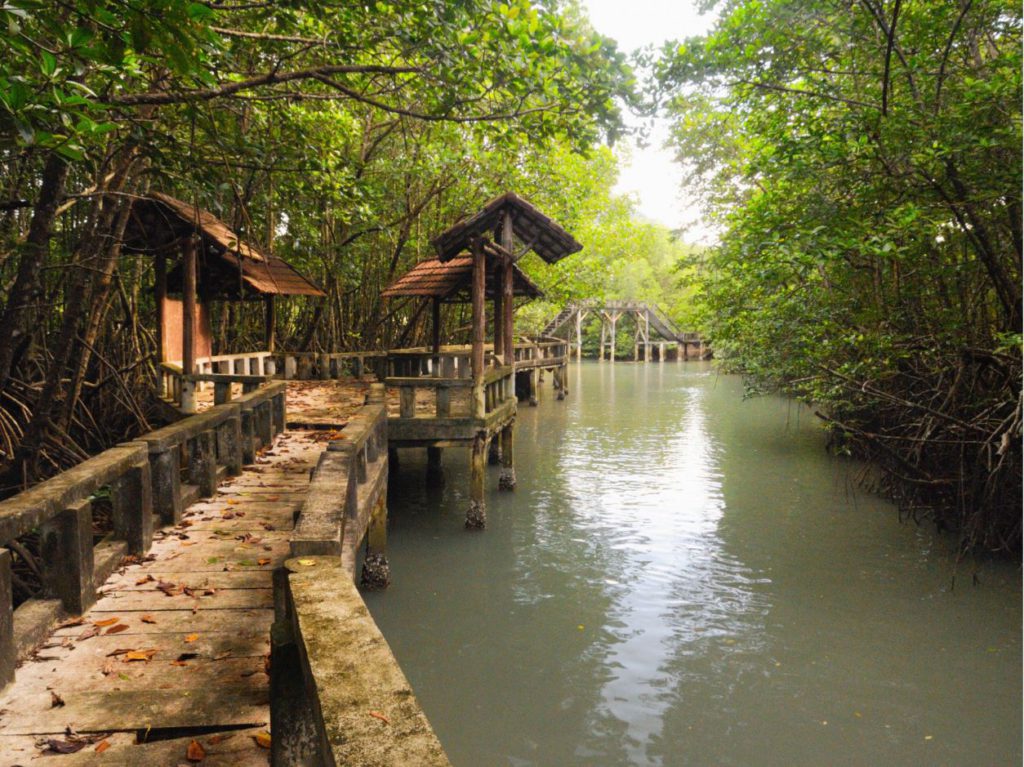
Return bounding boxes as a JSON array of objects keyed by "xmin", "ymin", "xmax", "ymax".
[
  {"xmin": 94, "ymin": 739, "xmax": 111, "ymax": 753},
  {"xmin": 44, "ymin": 738, "xmax": 86, "ymax": 754},
  {"xmin": 186, "ymin": 738, "xmax": 206, "ymax": 762},
  {"xmin": 253, "ymin": 732, "xmax": 271, "ymax": 749},
  {"xmin": 93, "ymin": 617, "xmax": 119, "ymax": 627},
  {"xmin": 257, "ymin": 558, "xmax": 271, "ymax": 566},
  {"xmin": 369, "ymin": 710, "xmax": 391, "ymax": 725},
  {"xmin": 184, "ymin": 634, "xmax": 199, "ymax": 643},
  {"xmin": 76, "ymin": 626, "xmax": 99, "ymax": 641},
  {"xmin": 136, "ymin": 575, "xmax": 154, "ymax": 586},
  {"xmin": 123, "ymin": 649, "xmax": 157, "ymax": 662},
  {"xmin": 207, "ymin": 733, "xmax": 233, "ymax": 745},
  {"xmin": 141, "ymin": 615, "xmax": 157, "ymax": 624},
  {"xmin": 105, "ymin": 624, "xmax": 129, "ymax": 635},
  {"xmin": 49, "ymin": 690, "xmax": 65, "ymax": 708}
]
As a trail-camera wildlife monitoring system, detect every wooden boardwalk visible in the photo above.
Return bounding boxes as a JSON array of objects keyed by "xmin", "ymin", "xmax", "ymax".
[{"xmin": 0, "ymin": 430, "xmax": 323, "ymax": 765}]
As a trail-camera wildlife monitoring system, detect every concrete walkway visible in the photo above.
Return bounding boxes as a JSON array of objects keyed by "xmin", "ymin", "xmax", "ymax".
[{"xmin": 0, "ymin": 430, "xmax": 323, "ymax": 765}]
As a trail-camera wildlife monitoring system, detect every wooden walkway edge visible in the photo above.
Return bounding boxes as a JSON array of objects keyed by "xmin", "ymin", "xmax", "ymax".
[{"xmin": 0, "ymin": 430, "xmax": 323, "ymax": 765}]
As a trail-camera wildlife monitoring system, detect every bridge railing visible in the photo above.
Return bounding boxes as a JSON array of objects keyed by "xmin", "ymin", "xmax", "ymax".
[
  {"xmin": 276, "ymin": 350, "xmax": 387, "ymax": 382},
  {"xmin": 0, "ymin": 382, "xmax": 287, "ymax": 691}
]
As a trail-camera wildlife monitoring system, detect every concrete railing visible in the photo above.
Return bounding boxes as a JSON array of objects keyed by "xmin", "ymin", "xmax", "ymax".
[
  {"xmin": 276, "ymin": 351, "xmax": 387, "ymax": 382},
  {"xmin": 271, "ymin": 385, "xmax": 447, "ymax": 765},
  {"xmin": 0, "ymin": 380, "xmax": 287, "ymax": 692},
  {"xmin": 271, "ymin": 557, "xmax": 451, "ymax": 767},
  {"xmin": 290, "ymin": 383, "xmax": 389, "ymax": 580}
]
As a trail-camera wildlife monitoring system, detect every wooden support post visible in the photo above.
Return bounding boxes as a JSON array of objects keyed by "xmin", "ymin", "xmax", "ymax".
[
  {"xmin": 360, "ymin": 494, "xmax": 390, "ymax": 589},
  {"xmin": 188, "ymin": 430, "xmax": 217, "ymax": 498},
  {"xmin": 645, "ymin": 312, "xmax": 651, "ymax": 362},
  {"xmin": 466, "ymin": 434, "xmax": 486, "ymax": 530},
  {"xmin": 575, "ymin": 308, "xmax": 583, "ymax": 362},
  {"xmin": 488, "ymin": 435, "xmax": 501, "ymax": 465},
  {"xmin": 218, "ymin": 415, "xmax": 243, "ymax": 475},
  {"xmin": 498, "ymin": 423, "xmax": 516, "ymax": 491},
  {"xmin": 610, "ymin": 314, "xmax": 618, "ymax": 362},
  {"xmin": 599, "ymin": 320, "xmax": 606, "ymax": 361},
  {"xmin": 265, "ymin": 295, "xmax": 277, "ymax": 353},
  {"xmin": 399, "ymin": 386, "xmax": 415, "ymax": 419},
  {"xmin": 39, "ymin": 499, "xmax": 95, "ymax": 615},
  {"xmin": 112, "ymin": 459, "xmax": 154, "ymax": 554},
  {"xmin": 436, "ymin": 385, "xmax": 451, "ymax": 417},
  {"xmin": 471, "ymin": 240, "xmax": 486, "ymax": 419},
  {"xmin": 273, "ymin": 392, "xmax": 286, "ymax": 435},
  {"xmin": 529, "ymin": 368, "xmax": 538, "ymax": 406},
  {"xmin": 660, "ymin": 342, "xmax": 666, "ymax": 362},
  {"xmin": 241, "ymin": 409, "xmax": 256, "ymax": 465},
  {"xmin": 500, "ymin": 209, "xmax": 515, "ymax": 363},
  {"xmin": 155, "ymin": 251, "xmax": 167, "ymax": 395},
  {"xmin": 426, "ymin": 446, "xmax": 444, "ymax": 487},
  {"xmin": 257, "ymin": 401, "xmax": 273, "ymax": 447},
  {"xmin": 0, "ymin": 549, "xmax": 13, "ymax": 688},
  {"xmin": 431, "ymin": 296, "xmax": 442, "ymax": 355},
  {"xmin": 214, "ymin": 380, "xmax": 231, "ymax": 405},
  {"xmin": 493, "ymin": 273, "xmax": 503, "ymax": 361},
  {"xmin": 151, "ymin": 448, "xmax": 183, "ymax": 524},
  {"xmin": 181, "ymin": 237, "xmax": 198, "ymax": 413}
]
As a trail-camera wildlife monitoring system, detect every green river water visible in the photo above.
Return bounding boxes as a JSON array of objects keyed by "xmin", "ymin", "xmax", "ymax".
[{"xmin": 363, "ymin": 361, "xmax": 1021, "ymax": 767}]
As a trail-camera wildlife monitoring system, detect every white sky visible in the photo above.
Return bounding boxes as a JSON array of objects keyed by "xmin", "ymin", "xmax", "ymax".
[{"xmin": 580, "ymin": 0, "xmax": 717, "ymax": 243}]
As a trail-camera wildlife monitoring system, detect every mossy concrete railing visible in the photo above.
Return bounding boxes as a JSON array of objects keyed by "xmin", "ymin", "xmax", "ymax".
[
  {"xmin": 0, "ymin": 380, "xmax": 287, "ymax": 692},
  {"xmin": 271, "ymin": 557, "xmax": 451, "ymax": 767},
  {"xmin": 273, "ymin": 384, "xmax": 450, "ymax": 765},
  {"xmin": 276, "ymin": 350, "xmax": 388, "ymax": 382}
]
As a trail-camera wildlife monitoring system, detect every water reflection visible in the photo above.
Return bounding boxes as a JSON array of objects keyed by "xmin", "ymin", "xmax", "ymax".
[{"xmin": 364, "ymin": 362, "xmax": 1021, "ymax": 767}]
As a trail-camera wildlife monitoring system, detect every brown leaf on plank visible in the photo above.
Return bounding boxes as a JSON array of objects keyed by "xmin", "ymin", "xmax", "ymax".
[
  {"xmin": 105, "ymin": 624, "xmax": 129, "ymax": 635},
  {"xmin": 123, "ymin": 649, "xmax": 157, "ymax": 662},
  {"xmin": 93, "ymin": 617, "xmax": 119, "ymax": 627},
  {"xmin": 136, "ymin": 574, "xmax": 154, "ymax": 586},
  {"xmin": 141, "ymin": 615, "xmax": 157, "ymax": 624},
  {"xmin": 253, "ymin": 732, "xmax": 271, "ymax": 749},
  {"xmin": 95, "ymin": 739, "xmax": 111, "ymax": 753},
  {"xmin": 184, "ymin": 633, "xmax": 199, "ymax": 643},
  {"xmin": 76, "ymin": 626, "xmax": 99, "ymax": 641},
  {"xmin": 186, "ymin": 738, "xmax": 206, "ymax": 762},
  {"xmin": 50, "ymin": 690, "xmax": 65, "ymax": 708}
]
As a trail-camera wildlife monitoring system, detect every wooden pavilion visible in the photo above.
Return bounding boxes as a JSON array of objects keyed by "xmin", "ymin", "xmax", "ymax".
[
  {"xmin": 382, "ymin": 193, "xmax": 581, "ymax": 529},
  {"xmin": 123, "ymin": 192, "xmax": 325, "ymax": 412}
]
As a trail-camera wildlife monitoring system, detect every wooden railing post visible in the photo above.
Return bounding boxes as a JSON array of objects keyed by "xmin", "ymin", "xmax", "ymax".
[
  {"xmin": 150, "ymin": 447, "xmax": 183, "ymax": 524},
  {"xmin": 214, "ymin": 380, "xmax": 231, "ymax": 405},
  {"xmin": 273, "ymin": 392, "xmax": 286, "ymax": 435},
  {"xmin": 188, "ymin": 431, "xmax": 217, "ymax": 498},
  {"xmin": 112, "ymin": 458, "xmax": 154, "ymax": 554},
  {"xmin": 0, "ymin": 549, "xmax": 15, "ymax": 688},
  {"xmin": 399, "ymin": 386, "xmax": 415, "ymax": 419},
  {"xmin": 257, "ymin": 402, "xmax": 274, "ymax": 446},
  {"xmin": 241, "ymin": 409, "xmax": 256, "ymax": 465},
  {"xmin": 218, "ymin": 415, "xmax": 243, "ymax": 476},
  {"xmin": 39, "ymin": 499, "xmax": 95, "ymax": 614}
]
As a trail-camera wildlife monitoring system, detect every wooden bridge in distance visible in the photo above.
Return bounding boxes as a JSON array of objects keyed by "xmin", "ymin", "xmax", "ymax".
[{"xmin": 543, "ymin": 299, "xmax": 709, "ymax": 361}]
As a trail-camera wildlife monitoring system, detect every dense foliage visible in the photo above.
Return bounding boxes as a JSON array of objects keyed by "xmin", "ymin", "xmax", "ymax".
[
  {"xmin": 659, "ymin": 0, "xmax": 1022, "ymax": 552},
  {"xmin": 0, "ymin": 0, "xmax": 642, "ymax": 486}
]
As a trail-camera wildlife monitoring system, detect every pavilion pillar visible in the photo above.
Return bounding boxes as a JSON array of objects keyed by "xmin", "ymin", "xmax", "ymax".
[
  {"xmin": 155, "ymin": 252, "xmax": 167, "ymax": 396},
  {"xmin": 265, "ymin": 295, "xmax": 276, "ymax": 353},
  {"xmin": 181, "ymin": 236, "xmax": 198, "ymax": 413},
  {"xmin": 431, "ymin": 296, "xmax": 442, "ymax": 355},
  {"xmin": 493, "ymin": 272, "xmax": 503, "ymax": 361},
  {"xmin": 575, "ymin": 309, "xmax": 583, "ymax": 362},
  {"xmin": 468, "ymin": 239, "xmax": 487, "ymax": 530},
  {"xmin": 610, "ymin": 312, "xmax": 619, "ymax": 362},
  {"xmin": 501, "ymin": 212, "xmax": 515, "ymax": 365},
  {"xmin": 498, "ymin": 422, "xmax": 515, "ymax": 491}
]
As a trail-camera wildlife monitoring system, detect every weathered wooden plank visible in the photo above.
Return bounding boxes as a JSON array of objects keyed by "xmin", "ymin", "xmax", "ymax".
[
  {"xmin": 0, "ymin": 727, "xmax": 271, "ymax": 766},
  {"xmin": 0, "ymin": 687, "xmax": 269, "ymax": 734},
  {"xmin": 90, "ymin": 588, "xmax": 274, "ymax": 612}
]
